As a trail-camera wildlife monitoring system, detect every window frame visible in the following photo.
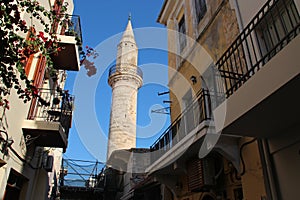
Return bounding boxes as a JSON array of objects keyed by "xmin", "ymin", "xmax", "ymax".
[
  {"xmin": 256, "ymin": 0, "xmax": 300, "ymax": 56},
  {"xmin": 195, "ymin": 0, "xmax": 207, "ymax": 23},
  {"xmin": 178, "ymin": 15, "xmax": 187, "ymax": 53}
]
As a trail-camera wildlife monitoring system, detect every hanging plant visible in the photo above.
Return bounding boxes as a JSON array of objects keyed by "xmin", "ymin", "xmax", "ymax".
[{"xmin": 0, "ymin": 0, "xmax": 69, "ymax": 108}]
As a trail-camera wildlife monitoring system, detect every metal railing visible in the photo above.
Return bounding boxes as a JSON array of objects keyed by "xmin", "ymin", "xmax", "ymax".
[
  {"xmin": 27, "ymin": 89, "xmax": 74, "ymax": 135},
  {"xmin": 108, "ymin": 63, "xmax": 143, "ymax": 79},
  {"xmin": 60, "ymin": 159, "xmax": 104, "ymax": 188},
  {"xmin": 216, "ymin": 0, "xmax": 300, "ymax": 98},
  {"xmin": 59, "ymin": 15, "xmax": 83, "ymax": 45},
  {"xmin": 150, "ymin": 89, "xmax": 212, "ymax": 163},
  {"xmin": 148, "ymin": 0, "xmax": 300, "ymax": 165}
]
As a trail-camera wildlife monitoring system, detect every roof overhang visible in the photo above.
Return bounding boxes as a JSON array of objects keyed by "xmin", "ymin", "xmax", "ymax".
[{"xmin": 157, "ymin": 0, "xmax": 175, "ymax": 25}]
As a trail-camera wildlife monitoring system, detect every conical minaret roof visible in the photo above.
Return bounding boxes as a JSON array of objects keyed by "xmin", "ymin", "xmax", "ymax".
[{"xmin": 120, "ymin": 16, "xmax": 136, "ymax": 44}]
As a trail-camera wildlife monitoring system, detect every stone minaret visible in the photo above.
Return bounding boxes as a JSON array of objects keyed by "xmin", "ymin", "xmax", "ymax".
[{"xmin": 107, "ymin": 18, "xmax": 143, "ymax": 160}]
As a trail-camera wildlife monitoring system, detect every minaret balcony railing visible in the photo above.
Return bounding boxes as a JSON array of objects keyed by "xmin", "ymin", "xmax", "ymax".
[{"xmin": 108, "ymin": 63, "xmax": 143, "ymax": 80}]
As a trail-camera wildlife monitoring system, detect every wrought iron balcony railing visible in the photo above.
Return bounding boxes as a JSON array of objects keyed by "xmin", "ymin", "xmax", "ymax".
[
  {"xmin": 216, "ymin": 0, "xmax": 300, "ymax": 98},
  {"xmin": 147, "ymin": 0, "xmax": 300, "ymax": 166},
  {"xmin": 27, "ymin": 89, "xmax": 74, "ymax": 136},
  {"xmin": 59, "ymin": 14, "xmax": 83, "ymax": 44},
  {"xmin": 108, "ymin": 63, "xmax": 143, "ymax": 80},
  {"xmin": 51, "ymin": 14, "xmax": 82, "ymax": 71},
  {"xmin": 150, "ymin": 89, "xmax": 212, "ymax": 163}
]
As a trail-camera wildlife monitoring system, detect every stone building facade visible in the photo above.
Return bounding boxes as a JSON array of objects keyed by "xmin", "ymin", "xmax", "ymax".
[
  {"xmin": 141, "ymin": 0, "xmax": 300, "ymax": 200},
  {"xmin": 103, "ymin": 0, "xmax": 300, "ymax": 199}
]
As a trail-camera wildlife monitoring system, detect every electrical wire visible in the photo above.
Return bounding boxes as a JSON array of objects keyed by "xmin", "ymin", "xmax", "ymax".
[
  {"xmin": 240, "ymin": 138, "xmax": 257, "ymax": 176},
  {"xmin": 0, "ymin": 131, "xmax": 42, "ymax": 170}
]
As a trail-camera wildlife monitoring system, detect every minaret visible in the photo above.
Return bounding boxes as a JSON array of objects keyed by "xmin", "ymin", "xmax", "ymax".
[{"xmin": 107, "ymin": 17, "xmax": 143, "ymax": 160}]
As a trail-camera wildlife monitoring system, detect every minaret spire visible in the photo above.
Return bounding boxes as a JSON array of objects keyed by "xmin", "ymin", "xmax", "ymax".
[
  {"xmin": 128, "ymin": 12, "xmax": 131, "ymax": 21},
  {"xmin": 119, "ymin": 16, "xmax": 136, "ymax": 46},
  {"xmin": 117, "ymin": 16, "xmax": 137, "ymax": 66}
]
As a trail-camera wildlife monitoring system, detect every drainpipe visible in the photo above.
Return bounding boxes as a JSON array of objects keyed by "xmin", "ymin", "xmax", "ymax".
[
  {"xmin": 257, "ymin": 139, "xmax": 279, "ymax": 200},
  {"xmin": 232, "ymin": 0, "xmax": 244, "ymax": 31}
]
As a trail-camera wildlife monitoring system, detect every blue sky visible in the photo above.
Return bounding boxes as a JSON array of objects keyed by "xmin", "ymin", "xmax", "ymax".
[{"xmin": 64, "ymin": 0, "xmax": 170, "ymax": 162}]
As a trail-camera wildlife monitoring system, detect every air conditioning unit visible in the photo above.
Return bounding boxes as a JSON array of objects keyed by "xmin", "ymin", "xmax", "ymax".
[
  {"xmin": 187, "ymin": 157, "xmax": 216, "ymax": 192},
  {"xmin": 43, "ymin": 155, "xmax": 54, "ymax": 172}
]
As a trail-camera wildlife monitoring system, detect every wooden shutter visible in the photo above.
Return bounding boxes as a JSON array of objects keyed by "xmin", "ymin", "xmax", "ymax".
[
  {"xmin": 187, "ymin": 157, "xmax": 215, "ymax": 192},
  {"xmin": 27, "ymin": 55, "xmax": 47, "ymax": 120},
  {"xmin": 32, "ymin": 55, "xmax": 47, "ymax": 88},
  {"xmin": 23, "ymin": 27, "xmax": 36, "ymax": 76},
  {"xmin": 51, "ymin": 0, "xmax": 65, "ymax": 34}
]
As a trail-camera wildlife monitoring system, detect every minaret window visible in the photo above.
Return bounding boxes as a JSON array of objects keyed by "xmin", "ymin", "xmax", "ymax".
[
  {"xmin": 195, "ymin": 0, "xmax": 207, "ymax": 23},
  {"xmin": 178, "ymin": 15, "xmax": 187, "ymax": 53}
]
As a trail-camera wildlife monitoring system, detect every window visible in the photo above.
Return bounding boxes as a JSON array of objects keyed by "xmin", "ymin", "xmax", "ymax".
[
  {"xmin": 4, "ymin": 169, "xmax": 27, "ymax": 200},
  {"xmin": 178, "ymin": 15, "xmax": 187, "ymax": 52},
  {"xmin": 32, "ymin": 55, "xmax": 47, "ymax": 88},
  {"xmin": 22, "ymin": 27, "xmax": 36, "ymax": 76},
  {"xmin": 27, "ymin": 55, "xmax": 47, "ymax": 120},
  {"xmin": 195, "ymin": 0, "xmax": 207, "ymax": 23},
  {"xmin": 257, "ymin": 0, "xmax": 300, "ymax": 54}
]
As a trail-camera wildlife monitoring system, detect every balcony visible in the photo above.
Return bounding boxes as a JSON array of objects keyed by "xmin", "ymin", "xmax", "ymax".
[
  {"xmin": 108, "ymin": 63, "xmax": 143, "ymax": 87},
  {"xmin": 213, "ymin": 0, "xmax": 300, "ymax": 137},
  {"xmin": 108, "ymin": 63, "xmax": 143, "ymax": 78},
  {"xmin": 51, "ymin": 15, "xmax": 82, "ymax": 71},
  {"xmin": 147, "ymin": 89, "xmax": 213, "ymax": 173},
  {"xmin": 22, "ymin": 89, "xmax": 74, "ymax": 150}
]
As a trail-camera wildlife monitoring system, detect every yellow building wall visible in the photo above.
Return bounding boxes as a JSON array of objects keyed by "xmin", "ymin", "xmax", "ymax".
[
  {"xmin": 161, "ymin": 0, "xmax": 267, "ymax": 199},
  {"xmin": 238, "ymin": 138, "xmax": 266, "ymax": 200},
  {"xmin": 167, "ymin": 0, "xmax": 239, "ymax": 122}
]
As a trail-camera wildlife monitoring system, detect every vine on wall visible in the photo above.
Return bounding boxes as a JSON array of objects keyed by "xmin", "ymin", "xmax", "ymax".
[{"xmin": 0, "ymin": 0, "xmax": 69, "ymax": 108}]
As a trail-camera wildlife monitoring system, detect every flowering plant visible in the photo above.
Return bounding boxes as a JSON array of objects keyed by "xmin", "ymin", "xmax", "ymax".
[
  {"xmin": 0, "ymin": 0, "xmax": 69, "ymax": 108},
  {"xmin": 80, "ymin": 46, "xmax": 99, "ymax": 77}
]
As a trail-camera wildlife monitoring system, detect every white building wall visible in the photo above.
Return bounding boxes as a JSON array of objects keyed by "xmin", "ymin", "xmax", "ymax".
[{"xmin": 0, "ymin": 0, "xmax": 76, "ymax": 199}]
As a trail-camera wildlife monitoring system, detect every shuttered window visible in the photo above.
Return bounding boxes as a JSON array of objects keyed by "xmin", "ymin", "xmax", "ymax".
[
  {"xmin": 27, "ymin": 55, "xmax": 47, "ymax": 120},
  {"xmin": 23, "ymin": 27, "xmax": 36, "ymax": 76},
  {"xmin": 195, "ymin": 0, "xmax": 207, "ymax": 23},
  {"xmin": 178, "ymin": 15, "xmax": 187, "ymax": 52}
]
